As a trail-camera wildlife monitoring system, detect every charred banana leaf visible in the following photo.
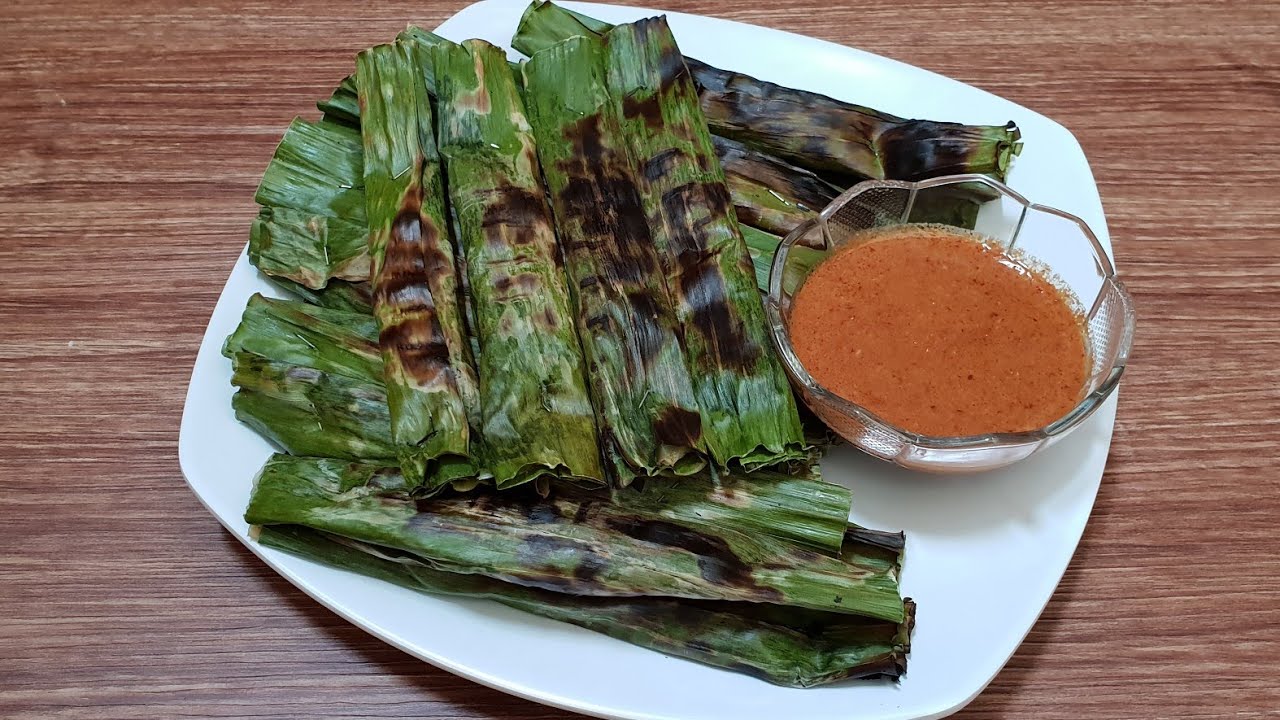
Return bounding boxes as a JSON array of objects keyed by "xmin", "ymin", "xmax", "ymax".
[
  {"xmin": 717, "ymin": 133, "xmax": 986, "ymax": 233},
  {"xmin": 262, "ymin": 70, "xmax": 821, "ymax": 295},
  {"xmin": 434, "ymin": 39, "xmax": 603, "ymax": 489},
  {"xmin": 357, "ymin": 40, "xmax": 479, "ymax": 486},
  {"xmin": 511, "ymin": 1, "xmax": 1021, "ymax": 184},
  {"xmin": 522, "ymin": 35, "xmax": 705, "ymax": 483},
  {"xmin": 626, "ymin": 465, "xmax": 850, "ymax": 555},
  {"xmin": 225, "ymin": 298, "xmax": 847, "ymax": 551},
  {"xmin": 259, "ymin": 524, "xmax": 911, "ymax": 686},
  {"xmin": 223, "ymin": 294, "xmax": 382, "ymax": 380},
  {"xmin": 714, "ymin": 134, "xmax": 841, "ymax": 237},
  {"xmin": 223, "ymin": 296, "xmax": 475, "ymax": 484},
  {"xmin": 697, "ymin": 70, "xmax": 1021, "ymax": 186},
  {"xmin": 606, "ymin": 18, "xmax": 806, "ymax": 470},
  {"xmin": 244, "ymin": 454, "xmax": 905, "ymax": 621}
]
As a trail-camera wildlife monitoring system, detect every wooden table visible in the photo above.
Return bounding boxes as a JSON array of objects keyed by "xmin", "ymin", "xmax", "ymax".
[{"xmin": 3, "ymin": 0, "xmax": 1277, "ymax": 717}]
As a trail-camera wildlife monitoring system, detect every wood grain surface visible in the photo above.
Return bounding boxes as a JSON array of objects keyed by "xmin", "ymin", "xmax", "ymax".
[{"xmin": 2, "ymin": 0, "xmax": 1277, "ymax": 718}]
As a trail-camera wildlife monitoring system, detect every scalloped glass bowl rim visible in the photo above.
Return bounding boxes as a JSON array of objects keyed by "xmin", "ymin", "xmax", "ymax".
[{"xmin": 764, "ymin": 173, "xmax": 1136, "ymax": 459}]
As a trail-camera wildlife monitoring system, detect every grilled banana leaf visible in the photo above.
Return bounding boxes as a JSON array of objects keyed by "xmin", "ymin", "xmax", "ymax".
[
  {"xmin": 718, "ymin": 133, "xmax": 986, "ymax": 232},
  {"xmin": 254, "ymin": 117, "xmax": 367, "ymax": 221},
  {"xmin": 223, "ymin": 296, "xmax": 475, "ymax": 484},
  {"xmin": 230, "ymin": 353, "xmax": 396, "ymax": 461},
  {"xmin": 249, "ymin": 206, "xmax": 370, "ymax": 289},
  {"xmin": 318, "ymin": 26, "xmax": 449, "ymax": 128},
  {"xmin": 317, "ymin": 74, "xmax": 360, "ymax": 127},
  {"xmin": 224, "ymin": 293, "xmax": 846, "ymax": 548},
  {"xmin": 270, "ymin": 277, "xmax": 374, "ymax": 315},
  {"xmin": 523, "ymin": 35, "xmax": 705, "ymax": 483},
  {"xmin": 223, "ymin": 294, "xmax": 381, "ymax": 380},
  {"xmin": 741, "ymin": 226, "xmax": 825, "ymax": 295},
  {"xmin": 231, "ymin": 363, "xmax": 475, "ymax": 485},
  {"xmin": 399, "ymin": 26, "xmax": 526, "ymax": 95},
  {"xmin": 511, "ymin": 1, "xmax": 1021, "ymax": 184},
  {"xmin": 714, "ymin": 135, "xmax": 841, "ymax": 237},
  {"xmin": 222, "ymin": 295, "xmax": 393, "ymax": 459},
  {"xmin": 260, "ymin": 69, "xmax": 832, "ymax": 295},
  {"xmin": 244, "ymin": 454, "xmax": 905, "ymax": 621},
  {"xmin": 699, "ymin": 72, "xmax": 1021, "ymax": 186},
  {"xmin": 259, "ymin": 524, "xmax": 911, "ymax": 686},
  {"xmin": 434, "ymin": 39, "xmax": 603, "ymax": 489},
  {"xmin": 606, "ymin": 18, "xmax": 806, "ymax": 470},
  {"xmin": 627, "ymin": 466, "xmax": 850, "ymax": 554},
  {"xmin": 320, "ymin": 27, "xmax": 506, "ymax": 129},
  {"xmin": 357, "ymin": 40, "xmax": 479, "ymax": 486},
  {"xmin": 226, "ymin": 298, "xmax": 848, "ymax": 552},
  {"xmin": 248, "ymin": 117, "xmax": 370, "ymax": 286}
]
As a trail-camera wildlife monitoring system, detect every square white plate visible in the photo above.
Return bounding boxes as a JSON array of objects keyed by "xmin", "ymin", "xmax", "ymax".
[{"xmin": 179, "ymin": 2, "xmax": 1117, "ymax": 719}]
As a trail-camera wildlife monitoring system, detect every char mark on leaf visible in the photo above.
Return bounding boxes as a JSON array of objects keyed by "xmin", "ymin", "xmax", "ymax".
[
  {"xmin": 660, "ymin": 181, "xmax": 759, "ymax": 370},
  {"xmin": 516, "ymin": 534, "xmax": 607, "ymax": 587},
  {"xmin": 379, "ymin": 318, "xmax": 452, "ymax": 384},
  {"xmin": 643, "ymin": 147, "xmax": 687, "ymax": 183},
  {"xmin": 653, "ymin": 405, "xmax": 702, "ymax": 447},
  {"xmin": 621, "ymin": 94, "xmax": 665, "ymax": 131},
  {"xmin": 602, "ymin": 517, "xmax": 768, "ymax": 591},
  {"xmin": 482, "ymin": 184, "xmax": 553, "ymax": 247}
]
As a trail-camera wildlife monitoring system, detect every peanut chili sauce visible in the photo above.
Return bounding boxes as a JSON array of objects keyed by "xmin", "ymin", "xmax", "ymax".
[{"xmin": 789, "ymin": 225, "xmax": 1088, "ymax": 437}]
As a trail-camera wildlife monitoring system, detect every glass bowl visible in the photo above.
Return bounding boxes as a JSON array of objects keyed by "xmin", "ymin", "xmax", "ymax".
[{"xmin": 765, "ymin": 174, "xmax": 1136, "ymax": 473}]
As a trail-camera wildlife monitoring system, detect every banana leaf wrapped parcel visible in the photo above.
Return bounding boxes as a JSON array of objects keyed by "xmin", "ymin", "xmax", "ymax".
[
  {"xmin": 523, "ymin": 34, "xmax": 707, "ymax": 484},
  {"xmin": 434, "ymin": 38, "xmax": 604, "ymax": 489},
  {"xmin": 357, "ymin": 40, "xmax": 480, "ymax": 488}
]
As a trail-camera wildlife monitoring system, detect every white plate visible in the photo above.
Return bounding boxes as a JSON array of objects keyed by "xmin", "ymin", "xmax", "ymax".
[{"xmin": 179, "ymin": 2, "xmax": 1117, "ymax": 718}]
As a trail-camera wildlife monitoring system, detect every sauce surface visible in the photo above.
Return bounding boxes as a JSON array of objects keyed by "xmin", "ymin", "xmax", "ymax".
[{"xmin": 789, "ymin": 225, "xmax": 1087, "ymax": 437}]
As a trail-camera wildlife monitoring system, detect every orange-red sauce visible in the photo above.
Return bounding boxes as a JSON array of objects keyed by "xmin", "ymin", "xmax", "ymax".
[{"xmin": 789, "ymin": 225, "xmax": 1087, "ymax": 437}]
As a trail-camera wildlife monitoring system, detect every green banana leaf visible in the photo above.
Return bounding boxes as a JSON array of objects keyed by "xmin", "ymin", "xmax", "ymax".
[
  {"xmin": 223, "ymin": 294, "xmax": 381, "ymax": 381},
  {"xmin": 244, "ymin": 454, "xmax": 905, "ymax": 621},
  {"xmin": 317, "ymin": 74, "xmax": 360, "ymax": 127},
  {"xmin": 605, "ymin": 17, "xmax": 807, "ymax": 470},
  {"xmin": 258, "ymin": 524, "xmax": 912, "ymax": 687},
  {"xmin": 269, "ymin": 277, "xmax": 374, "ymax": 315},
  {"xmin": 511, "ymin": 1, "xmax": 1021, "ymax": 185},
  {"xmin": 248, "ymin": 118, "xmax": 369, "ymax": 287},
  {"xmin": 229, "ymin": 352, "xmax": 396, "ymax": 461},
  {"xmin": 622, "ymin": 466, "xmax": 850, "ymax": 555},
  {"xmin": 741, "ymin": 226, "xmax": 826, "ymax": 295},
  {"xmin": 254, "ymin": 117, "xmax": 367, "ymax": 221},
  {"xmin": 522, "ymin": 34, "xmax": 706, "ymax": 484},
  {"xmin": 249, "ymin": 206, "xmax": 369, "ymax": 289},
  {"xmin": 434, "ymin": 38, "xmax": 604, "ymax": 489},
  {"xmin": 357, "ymin": 40, "xmax": 479, "ymax": 487}
]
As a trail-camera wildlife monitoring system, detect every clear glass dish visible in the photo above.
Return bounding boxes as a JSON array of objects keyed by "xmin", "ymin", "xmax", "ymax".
[{"xmin": 765, "ymin": 174, "xmax": 1136, "ymax": 473}]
